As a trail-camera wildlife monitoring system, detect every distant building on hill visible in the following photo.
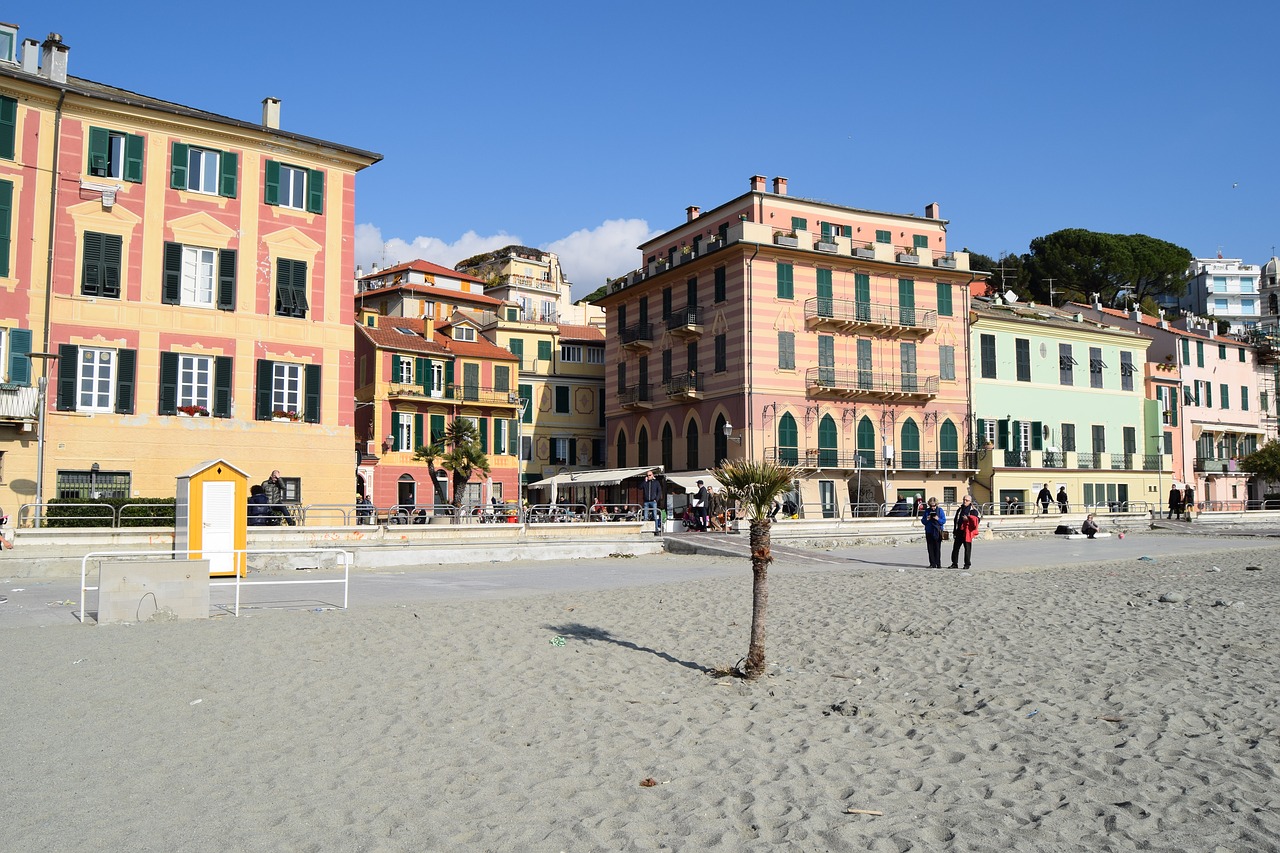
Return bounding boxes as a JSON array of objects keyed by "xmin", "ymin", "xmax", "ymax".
[{"xmin": 1182, "ymin": 257, "xmax": 1262, "ymax": 335}]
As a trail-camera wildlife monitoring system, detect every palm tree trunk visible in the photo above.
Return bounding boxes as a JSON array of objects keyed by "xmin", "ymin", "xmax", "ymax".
[{"xmin": 744, "ymin": 518, "xmax": 771, "ymax": 679}]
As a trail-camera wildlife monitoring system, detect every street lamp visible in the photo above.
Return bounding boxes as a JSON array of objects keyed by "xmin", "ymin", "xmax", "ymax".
[{"xmin": 722, "ymin": 421, "xmax": 743, "ymax": 444}]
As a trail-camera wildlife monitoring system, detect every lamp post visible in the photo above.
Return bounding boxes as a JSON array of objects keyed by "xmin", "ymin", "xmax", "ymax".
[{"xmin": 27, "ymin": 352, "xmax": 60, "ymax": 530}]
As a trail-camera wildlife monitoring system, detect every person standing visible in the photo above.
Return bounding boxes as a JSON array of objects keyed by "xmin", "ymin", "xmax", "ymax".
[
  {"xmin": 921, "ymin": 497, "xmax": 947, "ymax": 568},
  {"xmin": 1182, "ymin": 484, "xmax": 1195, "ymax": 520},
  {"xmin": 641, "ymin": 471, "xmax": 663, "ymax": 535},
  {"xmin": 1167, "ymin": 484, "xmax": 1182, "ymax": 520},
  {"xmin": 1056, "ymin": 485, "xmax": 1069, "ymax": 514},
  {"xmin": 948, "ymin": 495, "xmax": 981, "ymax": 570},
  {"xmin": 694, "ymin": 479, "xmax": 711, "ymax": 531},
  {"xmin": 1036, "ymin": 483, "xmax": 1053, "ymax": 514},
  {"xmin": 262, "ymin": 470, "xmax": 295, "ymax": 526}
]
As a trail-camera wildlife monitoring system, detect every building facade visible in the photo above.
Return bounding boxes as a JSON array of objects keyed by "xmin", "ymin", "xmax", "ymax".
[
  {"xmin": 1181, "ymin": 257, "xmax": 1262, "ymax": 334},
  {"xmin": 593, "ymin": 175, "xmax": 982, "ymax": 514},
  {"xmin": 970, "ymin": 300, "xmax": 1169, "ymax": 513},
  {"xmin": 0, "ymin": 29, "xmax": 379, "ymax": 516}
]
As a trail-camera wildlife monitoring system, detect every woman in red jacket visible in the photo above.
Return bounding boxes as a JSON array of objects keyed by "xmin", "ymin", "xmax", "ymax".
[{"xmin": 948, "ymin": 495, "xmax": 981, "ymax": 570}]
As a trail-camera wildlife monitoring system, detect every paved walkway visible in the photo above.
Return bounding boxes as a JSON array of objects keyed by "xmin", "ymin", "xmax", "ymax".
[{"xmin": 1, "ymin": 527, "xmax": 1271, "ymax": 630}]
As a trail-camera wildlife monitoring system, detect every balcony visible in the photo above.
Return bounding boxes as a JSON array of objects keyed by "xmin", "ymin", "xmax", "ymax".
[
  {"xmin": 1002, "ymin": 450, "xmax": 1029, "ymax": 468},
  {"xmin": 666, "ymin": 371, "xmax": 703, "ymax": 401},
  {"xmin": 618, "ymin": 385, "xmax": 653, "ymax": 411},
  {"xmin": 666, "ymin": 305, "xmax": 704, "ymax": 339},
  {"xmin": 620, "ymin": 322, "xmax": 654, "ymax": 353},
  {"xmin": 0, "ymin": 385, "xmax": 39, "ymax": 423},
  {"xmin": 803, "ymin": 297, "xmax": 937, "ymax": 337},
  {"xmin": 1142, "ymin": 454, "xmax": 1163, "ymax": 471},
  {"xmin": 805, "ymin": 367, "xmax": 938, "ymax": 401},
  {"xmin": 1043, "ymin": 451, "xmax": 1066, "ymax": 468},
  {"xmin": 763, "ymin": 448, "xmax": 977, "ymax": 471},
  {"xmin": 387, "ymin": 383, "xmax": 520, "ymax": 410},
  {"xmin": 1076, "ymin": 452, "xmax": 1100, "ymax": 470},
  {"xmin": 1195, "ymin": 457, "xmax": 1240, "ymax": 474}
]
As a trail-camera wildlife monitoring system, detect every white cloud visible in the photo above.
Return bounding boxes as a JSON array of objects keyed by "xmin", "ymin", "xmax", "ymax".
[
  {"xmin": 543, "ymin": 219, "xmax": 657, "ymax": 300},
  {"xmin": 354, "ymin": 218, "xmax": 656, "ymax": 301}
]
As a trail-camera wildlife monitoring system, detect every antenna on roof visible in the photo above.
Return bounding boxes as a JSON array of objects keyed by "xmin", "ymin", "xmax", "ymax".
[{"xmin": 1043, "ymin": 278, "xmax": 1057, "ymax": 307}]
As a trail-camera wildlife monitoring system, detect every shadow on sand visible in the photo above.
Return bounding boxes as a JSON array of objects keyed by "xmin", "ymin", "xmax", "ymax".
[{"xmin": 544, "ymin": 622, "xmax": 714, "ymax": 674}]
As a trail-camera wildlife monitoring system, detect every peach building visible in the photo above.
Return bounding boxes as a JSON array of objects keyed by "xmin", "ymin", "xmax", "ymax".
[
  {"xmin": 593, "ymin": 175, "xmax": 985, "ymax": 513},
  {"xmin": 0, "ymin": 28, "xmax": 380, "ymax": 517}
]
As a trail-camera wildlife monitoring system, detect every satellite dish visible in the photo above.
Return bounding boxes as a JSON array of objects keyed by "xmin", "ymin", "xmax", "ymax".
[{"xmin": 1004, "ymin": 290, "xmax": 1018, "ymax": 304}]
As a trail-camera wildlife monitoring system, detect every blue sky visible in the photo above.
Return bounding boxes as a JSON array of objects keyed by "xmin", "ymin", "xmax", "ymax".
[{"xmin": 13, "ymin": 1, "xmax": 1280, "ymax": 300}]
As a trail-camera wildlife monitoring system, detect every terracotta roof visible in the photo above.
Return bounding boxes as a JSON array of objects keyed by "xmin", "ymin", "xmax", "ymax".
[
  {"xmin": 1066, "ymin": 303, "xmax": 1252, "ymax": 345},
  {"xmin": 432, "ymin": 330, "xmax": 520, "ymax": 362},
  {"xmin": 359, "ymin": 259, "xmax": 485, "ymax": 284},
  {"xmin": 558, "ymin": 323, "xmax": 605, "ymax": 342},
  {"xmin": 357, "ymin": 281, "xmax": 503, "ymax": 307},
  {"xmin": 358, "ymin": 318, "xmax": 451, "ymax": 355}
]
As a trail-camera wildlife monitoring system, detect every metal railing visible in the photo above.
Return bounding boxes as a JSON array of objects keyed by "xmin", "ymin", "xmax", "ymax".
[
  {"xmin": 666, "ymin": 305, "xmax": 703, "ymax": 330},
  {"xmin": 1076, "ymin": 452, "xmax": 1100, "ymax": 469},
  {"xmin": 666, "ymin": 371, "xmax": 704, "ymax": 396},
  {"xmin": 805, "ymin": 368, "xmax": 939, "ymax": 398},
  {"xmin": 620, "ymin": 323, "xmax": 654, "ymax": 345},
  {"xmin": 762, "ymin": 448, "xmax": 976, "ymax": 470},
  {"xmin": 618, "ymin": 385, "xmax": 652, "ymax": 406},
  {"xmin": 78, "ymin": 547, "xmax": 352, "ymax": 623},
  {"xmin": 803, "ymin": 297, "xmax": 938, "ymax": 333}
]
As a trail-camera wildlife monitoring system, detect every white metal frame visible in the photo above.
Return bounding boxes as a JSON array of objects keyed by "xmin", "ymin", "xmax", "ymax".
[{"xmin": 78, "ymin": 547, "xmax": 352, "ymax": 624}]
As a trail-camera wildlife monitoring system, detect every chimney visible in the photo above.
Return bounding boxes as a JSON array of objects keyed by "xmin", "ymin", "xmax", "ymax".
[
  {"xmin": 685, "ymin": 205, "xmax": 700, "ymax": 222},
  {"xmin": 20, "ymin": 38, "xmax": 38, "ymax": 75},
  {"xmin": 1207, "ymin": 325, "xmax": 1216, "ymax": 340},
  {"xmin": 1130, "ymin": 306, "xmax": 1141, "ymax": 323},
  {"xmin": 40, "ymin": 32, "xmax": 67, "ymax": 83},
  {"xmin": 772, "ymin": 176, "xmax": 788, "ymax": 195},
  {"xmin": 750, "ymin": 175, "xmax": 767, "ymax": 193},
  {"xmin": 262, "ymin": 97, "xmax": 281, "ymax": 130},
  {"xmin": 924, "ymin": 202, "xmax": 940, "ymax": 219}
]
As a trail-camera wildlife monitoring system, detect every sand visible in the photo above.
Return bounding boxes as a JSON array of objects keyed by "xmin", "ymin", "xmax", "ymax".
[{"xmin": 2, "ymin": 544, "xmax": 1278, "ymax": 852}]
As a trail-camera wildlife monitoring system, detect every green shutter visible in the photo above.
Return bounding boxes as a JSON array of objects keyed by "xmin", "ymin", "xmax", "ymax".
[
  {"xmin": 430, "ymin": 414, "xmax": 445, "ymax": 445},
  {"xmin": 444, "ymin": 360, "xmax": 454, "ymax": 397},
  {"xmin": 306, "ymin": 168, "xmax": 324, "ymax": 214},
  {"xmin": 217, "ymin": 248, "xmax": 236, "ymax": 310},
  {"xmin": 255, "ymin": 359, "xmax": 273, "ymax": 420},
  {"xmin": 162, "ymin": 242, "xmax": 182, "ymax": 304},
  {"xmin": 102, "ymin": 234, "xmax": 122, "ymax": 298},
  {"xmin": 977, "ymin": 418, "xmax": 986, "ymax": 446},
  {"xmin": 82, "ymin": 231, "xmax": 103, "ymax": 295},
  {"xmin": 292, "ymin": 259, "xmax": 309, "ymax": 314},
  {"xmin": 8, "ymin": 327, "xmax": 31, "ymax": 385},
  {"xmin": 414, "ymin": 413, "xmax": 425, "ymax": 450},
  {"xmin": 936, "ymin": 282, "xmax": 952, "ymax": 316},
  {"xmin": 494, "ymin": 365, "xmax": 509, "ymax": 393},
  {"xmin": 508, "ymin": 419, "xmax": 518, "ymax": 455},
  {"xmin": 213, "ymin": 355, "xmax": 232, "ymax": 418},
  {"xmin": 1031, "ymin": 421, "xmax": 1043, "ymax": 451},
  {"xmin": 123, "ymin": 134, "xmax": 144, "ymax": 183},
  {"xmin": 114, "ymin": 349, "xmax": 136, "ymax": 414},
  {"xmin": 170, "ymin": 142, "xmax": 189, "ymax": 189},
  {"xmin": 479, "ymin": 417, "xmax": 488, "ymax": 453},
  {"xmin": 304, "ymin": 363, "xmax": 321, "ymax": 423},
  {"xmin": 391, "ymin": 412, "xmax": 401, "ymax": 447},
  {"xmin": 538, "ymin": 340, "xmax": 552, "ymax": 361},
  {"xmin": 518, "ymin": 383, "xmax": 532, "ymax": 423},
  {"xmin": 158, "ymin": 351, "xmax": 179, "ymax": 415},
  {"xmin": 88, "ymin": 127, "xmax": 109, "ymax": 176},
  {"xmin": 0, "ymin": 96, "xmax": 16, "ymax": 160},
  {"xmin": 264, "ymin": 159, "xmax": 280, "ymax": 206},
  {"xmin": 1011, "ymin": 421, "xmax": 1021, "ymax": 452},
  {"xmin": 777, "ymin": 263, "xmax": 793, "ymax": 299},
  {"xmin": 56, "ymin": 344, "xmax": 78, "ymax": 411},
  {"xmin": 218, "ymin": 150, "xmax": 238, "ymax": 198},
  {"xmin": 416, "ymin": 357, "xmax": 429, "ymax": 392},
  {"xmin": 997, "ymin": 419, "xmax": 1009, "ymax": 450},
  {"xmin": 0, "ymin": 179, "xmax": 11, "ymax": 278},
  {"xmin": 391, "ymin": 354, "xmax": 403, "ymax": 381}
]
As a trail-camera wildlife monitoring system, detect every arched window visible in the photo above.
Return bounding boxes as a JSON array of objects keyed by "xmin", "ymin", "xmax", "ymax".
[
  {"xmin": 856, "ymin": 416, "xmax": 876, "ymax": 466},
  {"xmin": 940, "ymin": 419, "xmax": 959, "ymax": 469},
  {"xmin": 901, "ymin": 418, "xmax": 920, "ymax": 469},
  {"xmin": 637, "ymin": 426, "xmax": 649, "ymax": 467},
  {"xmin": 818, "ymin": 414, "xmax": 838, "ymax": 467},
  {"xmin": 713, "ymin": 414, "xmax": 729, "ymax": 466},
  {"xmin": 685, "ymin": 420, "xmax": 699, "ymax": 470},
  {"xmin": 615, "ymin": 428, "xmax": 627, "ymax": 468},
  {"xmin": 661, "ymin": 423, "xmax": 674, "ymax": 471},
  {"xmin": 778, "ymin": 413, "xmax": 798, "ymax": 465}
]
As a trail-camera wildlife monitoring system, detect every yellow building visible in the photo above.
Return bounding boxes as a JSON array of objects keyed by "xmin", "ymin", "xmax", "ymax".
[{"xmin": 0, "ymin": 29, "xmax": 379, "ymax": 518}]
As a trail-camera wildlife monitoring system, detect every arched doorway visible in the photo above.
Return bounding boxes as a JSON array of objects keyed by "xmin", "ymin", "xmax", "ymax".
[
  {"xmin": 685, "ymin": 420, "xmax": 699, "ymax": 470},
  {"xmin": 940, "ymin": 419, "xmax": 959, "ymax": 469},
  {"xmin": 637, "ymin": 426, "xmax": 649, "ymax": 467},
  {"xmin": 818, "ymin": 414, "xmax": 838, "ymax": 467},
  {"xmin": 856, "ymin": 415, "xmax": 876, "ymax": 466},
  {"xmin": 778, "ymin": 413, "xmax": 798, "ymax": 464},
  {"xmin": 714, "ymin": 414, "xmax": 728, "ymax": 466},
  {"xmin": 661, "ymin": 423, "xmax": 674, "ymax": 471},
  {"xmin": 901, "ymin": 418, "xmax": 920, "ymax": 469}
]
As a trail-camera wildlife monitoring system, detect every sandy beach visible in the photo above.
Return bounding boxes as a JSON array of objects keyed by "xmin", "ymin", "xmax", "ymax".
[{"xmin": 2, "ymin": 539, "xmax": 1278, "ymax": 852}]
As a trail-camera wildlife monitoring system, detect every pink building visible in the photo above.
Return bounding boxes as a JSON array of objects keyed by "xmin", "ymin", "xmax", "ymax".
[{"xmin": 593, "ymin": 176, "xmax": 986, "ymax": 514}]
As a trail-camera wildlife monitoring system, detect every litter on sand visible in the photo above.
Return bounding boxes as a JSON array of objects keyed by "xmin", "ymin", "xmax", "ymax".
[{"xmin": 844, "ymin": 808, "xmax": 884, "ymax": 816}]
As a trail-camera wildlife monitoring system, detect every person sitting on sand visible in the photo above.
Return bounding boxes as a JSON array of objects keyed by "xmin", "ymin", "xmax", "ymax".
[{"xmin": 1082, "ymin": 513, "xmax": 1100, "ymax": 539}]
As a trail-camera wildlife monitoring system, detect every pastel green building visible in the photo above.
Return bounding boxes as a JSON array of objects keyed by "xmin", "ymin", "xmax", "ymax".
[{"xmin": 970, "ymin": 300, "xmax": 1171, "ymax": 514}]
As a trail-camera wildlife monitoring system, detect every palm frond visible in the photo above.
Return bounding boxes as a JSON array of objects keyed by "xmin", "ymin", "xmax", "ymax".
[{"xmin": 712, "ymin": 460, "xmax": 798, "ymax": 520}]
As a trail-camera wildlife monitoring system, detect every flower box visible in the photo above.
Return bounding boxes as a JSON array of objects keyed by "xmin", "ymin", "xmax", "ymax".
[{"xmin": 854, "ymin": 246, "xmax": 876, "ymax": 259}]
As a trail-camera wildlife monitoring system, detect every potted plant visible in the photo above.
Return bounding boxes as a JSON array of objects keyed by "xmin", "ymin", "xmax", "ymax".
[
  {"xmin": 177, "ymin": 404, "xmax": 209, "ymax": 417},
  {"xmin": 271, "ymin": 409, "xmax": 302, "ymax": 422},
  {"xmin": 855, "ymin": 243, "xmax": 876, "ymax": 259}
]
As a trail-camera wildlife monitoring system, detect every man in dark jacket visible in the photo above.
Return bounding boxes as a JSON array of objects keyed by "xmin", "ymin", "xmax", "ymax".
[
  {"xmin": 1036, "ymin": 483, "xmax": 1053, "ymax": 514},
  {"xmin": 262, "ymin": 470, "xmax": 295, "ymax": 525},
  {"xmin": 642, "ymin": 471, "xmax": 663, "ymax": 535},
  {"xmin": 694, "ymin": 480, "xmax": 711, "ymax": 531}
]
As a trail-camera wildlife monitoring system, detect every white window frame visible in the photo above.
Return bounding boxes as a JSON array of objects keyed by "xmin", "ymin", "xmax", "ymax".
[
  {"xmin": 104, "ymin": 131, "xmax": 126, "ymax": 180},
  {"xmin": 552, "ymin": 437, "xmax": 569, "ymax": 465},
  {"xmin": 560, "ymin": 344, "xmax": 583, "ymax": 363},
  {"xmin": 0, "ymin": 329, "xmax": 8, "ymax": 383},
  {"xmin": 397, "ymin": 357, "xmax": 414, "ymax": 384},
  {"xmin": 1212, "ymin": 276, "xmax": 1227, "ymax": 293},
  {"xmin": 278, "ymin": 164, "xmax": 307, "ymax": 210},
  {"xmin": 187, "ymin": 147, "xmax": 221, "ymax": 195},
  {"xmin": 585, "ymin": 346, "xmax": 604, "ymax": 364},
  {"xmin": 982, "ymin": 418, "xmax": 996, "ymax": 446},
  {"xmin": 494, "ymin": 419, "xmax": 508, "ymax": 455},
  {"xmin": 396, "ymin": 418, "xmax": 413, "ymax": 452},
  {"xmin": 1018, "ymin": 421, "xmax": 1031, "ymax": 452},
  {"xmin": 271, "ymin": 362, "xmax": 302, "ymax": 415},
  {"xmin": 430, "ymin": 362, "xmax": 444, "ymax": 398},
  {"xmin": 453, "ymin": 326, "xmax": 476, "ymax": 342},
  {"xmin": 178, "ymin": 354, "xmax": 213, "ymax": 409},
  {"xmin": 78, "ymin": 347, "xmax": 116, "ymax": 412},
  {"xmin": 181, "ymin": 245, "xmax": 217, "ymax": 307}
]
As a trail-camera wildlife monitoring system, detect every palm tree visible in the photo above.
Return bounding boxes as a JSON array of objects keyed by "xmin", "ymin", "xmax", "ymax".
[
  {"xmin": 711, "ymin": 459, "xmax": 798, "ymax": 679},
  {"xmin": 414, "ymin": 418, "xmax": 491, "ymax": 518}
]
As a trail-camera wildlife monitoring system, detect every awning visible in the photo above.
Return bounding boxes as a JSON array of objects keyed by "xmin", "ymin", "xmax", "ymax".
[
  {"xmin": 527, "ymin": 465, "xmax": 661, "ymax": 489},
  {"xmin": 663, "ymin": 471, "xmax": 723, "ymax": 493}
]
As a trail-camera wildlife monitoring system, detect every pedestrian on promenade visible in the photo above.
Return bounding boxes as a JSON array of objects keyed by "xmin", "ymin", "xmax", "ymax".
[
  {"xmin": 921, "ymin": 497, "xmax": 947, "ymax": 568},
  {"xmin": 1037, "ymin": 483, "xmax": 1053, "ymax": 514},
  {"xmin": 642, "ymin": 471, "xmax": 663, "ymax": 535},
  {"xmin": 1056, "ymin": 486, "xmax": 1069, "ymax": 514},
  {"xmin": 948, "ymin": 495, "xmax": 981, "ymax": 570},
  {"xmin": 1167, "ymin": 484, "xmax": 1182, "ymax": 520}
]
